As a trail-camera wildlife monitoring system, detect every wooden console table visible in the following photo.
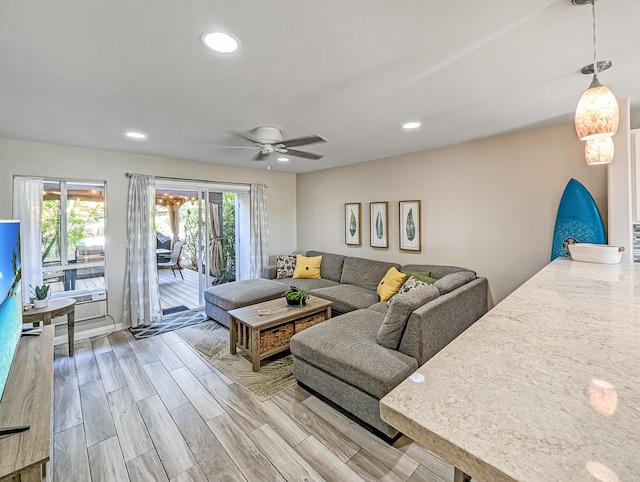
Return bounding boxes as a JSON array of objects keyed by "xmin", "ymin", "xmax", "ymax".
[
  {"xmin": 381, "ymin": 258, "xmax": 639, "ymax": 481},
  {"xmin": 23, "ymin": 298, "xmax": 76, "ymax": 356},
  {"xmin": 0, "ymin": 325, "xmax": 54, "ymax": 481}
]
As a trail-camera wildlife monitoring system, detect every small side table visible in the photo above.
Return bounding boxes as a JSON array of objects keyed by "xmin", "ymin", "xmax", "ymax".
[{"xmin": 23, "ymin": 298, "xmax": 76, "ymax": 356}]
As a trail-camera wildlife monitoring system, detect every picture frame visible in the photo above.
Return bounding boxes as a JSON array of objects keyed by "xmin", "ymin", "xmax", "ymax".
[
  {"xmin": 370, "ymin": 201, "xmax": 389, "ymax": 248},
  {"xmin": 345, "ymin": 202, "xmax": 361, "ymax": 245},
  {"xmin": 399, "ymin": 200, "xmax": 421, "ymax": 252}
]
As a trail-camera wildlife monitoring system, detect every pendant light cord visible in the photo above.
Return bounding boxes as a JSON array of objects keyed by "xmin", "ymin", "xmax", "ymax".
[{"xmin": 592, "ymin": 0, "xmax": 598, "ymax": 77}]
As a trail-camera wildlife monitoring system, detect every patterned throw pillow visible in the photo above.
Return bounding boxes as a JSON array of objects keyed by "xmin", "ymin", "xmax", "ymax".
[
  {"xmin": 276, "ymin": 255, "xmax": 296, "ymax": 279},
  {"xmin": 387, "ymin": 276, "xmax": 429, "ymax": 305}
]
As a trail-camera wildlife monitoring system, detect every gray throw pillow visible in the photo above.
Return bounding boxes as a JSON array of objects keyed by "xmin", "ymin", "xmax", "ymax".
[
  {"xmin": 377, "ymin": 285, "xmax": 440, "ymax": 350},
  {"xmin": 276, "ymin": 255, "xmax": 296, "ymax": 279},
  {"xmin": 433, "ymin": 271, "xmax": 476, "ymax": 295}
]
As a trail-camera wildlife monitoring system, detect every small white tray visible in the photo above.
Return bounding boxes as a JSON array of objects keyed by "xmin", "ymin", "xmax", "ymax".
[{"xmin": 568, "ymin": 243, "xmax": 624, "ymax": 264}]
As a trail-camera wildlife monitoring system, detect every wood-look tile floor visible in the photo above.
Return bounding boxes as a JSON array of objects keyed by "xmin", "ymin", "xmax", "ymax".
[{"xmin": 52, "ymin": 328, "xmax": 455, "ymax": 482}]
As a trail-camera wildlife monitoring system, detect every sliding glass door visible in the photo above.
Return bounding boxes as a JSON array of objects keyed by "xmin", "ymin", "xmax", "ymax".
[{"xmin": 154, "ymin": 180, "xmax": 248, "ymax": 311}]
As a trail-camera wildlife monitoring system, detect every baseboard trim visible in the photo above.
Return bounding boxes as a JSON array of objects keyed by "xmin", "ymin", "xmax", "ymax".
[{"xmin": 54, "ymin": 321, "xmax": 123, "ymax": 346}]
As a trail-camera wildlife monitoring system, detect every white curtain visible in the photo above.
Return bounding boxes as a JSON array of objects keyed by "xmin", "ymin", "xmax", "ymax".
[
  {"xmin": 13, "ymin": 177, "xmax": 43, "ymax": 303},
  {"xmin": 122, "ymin": 174, "xmax": 162, "ymax": 327},
  {"xmin": 249, "ymin": 184, "xmax": 269, "ymax": 278}
]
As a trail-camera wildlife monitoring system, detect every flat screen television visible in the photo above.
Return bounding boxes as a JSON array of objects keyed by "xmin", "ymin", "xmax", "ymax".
[{"xmin": 0, "ymin": 220, "xmax": 22, "ymax": 404}]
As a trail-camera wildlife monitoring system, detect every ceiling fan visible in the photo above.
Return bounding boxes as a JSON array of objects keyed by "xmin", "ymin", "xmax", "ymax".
[{"xmin": 228, "ymin": 126, "xmax": 327, "ymax": 167}]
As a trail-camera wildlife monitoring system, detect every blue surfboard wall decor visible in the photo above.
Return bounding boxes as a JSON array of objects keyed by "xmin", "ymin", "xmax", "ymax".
[{"xmin": 551, "ymin": 178, "xmax": 606, "ymax": 261}]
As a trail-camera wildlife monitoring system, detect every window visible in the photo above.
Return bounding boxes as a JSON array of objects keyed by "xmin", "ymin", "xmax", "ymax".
[{"xmin": 41, "ymin": 180, "xmax": 106, "ymax": 296}]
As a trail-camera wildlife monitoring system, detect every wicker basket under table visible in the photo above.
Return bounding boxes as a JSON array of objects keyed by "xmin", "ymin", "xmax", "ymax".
[{"xmin": 228, "ymin": 296, "xmax": 333, "ymax": 372}]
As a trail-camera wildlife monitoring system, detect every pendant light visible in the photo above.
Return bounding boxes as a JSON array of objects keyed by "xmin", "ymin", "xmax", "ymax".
[
  {"xmin": 574, "ymin": 0, "xmax": 619, "ymax": 141},
  {"xmin": 585, "ymin": 136, "xmax": 614, "ymax": 165}
]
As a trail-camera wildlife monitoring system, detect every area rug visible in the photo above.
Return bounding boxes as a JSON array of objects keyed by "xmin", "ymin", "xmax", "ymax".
[
  {"xmin": 176, "ymin": 321, "xmax": 295, "ymax": 401},
  {"xmin": 130, "ymin": 309, "xmax": 207, "ymax": 339},
  {"xmin": 162, "ymin": 304, "xmax": 189, "ymax": 315}
]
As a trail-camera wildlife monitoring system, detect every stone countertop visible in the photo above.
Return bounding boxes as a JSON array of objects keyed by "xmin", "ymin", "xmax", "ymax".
[{"xmin": 380, "ymin": 258, "xmax": 639, "ymax": 482}]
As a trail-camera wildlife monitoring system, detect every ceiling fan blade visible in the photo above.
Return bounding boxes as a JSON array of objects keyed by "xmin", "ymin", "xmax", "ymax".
[
  {"xmin": 285, "ymin": 148, "xmax": 324, "ymax": 160},
  {"xmin": 253, "ymin": 151, "xmax": 270, "ymax": 161},
  {"xmin": 229, "ymin": 129, "xmax": 257, "ymax": 144},
  {"xmin": 217, "ymin": 145, "xmax": 259, "ymax": 150},
  {"xmin": 279, "ymin": 135, "xmax": 327, "ymax": 148}
]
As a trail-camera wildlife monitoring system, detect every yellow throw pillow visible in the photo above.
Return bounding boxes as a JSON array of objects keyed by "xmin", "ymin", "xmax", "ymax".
[
  {"xmin": 377, "ymin": 267, "xmax": 407, "ymax": 301},
  {"xmin": 293, "ymin": 255, "xmax": 322, "ymax": 279}
]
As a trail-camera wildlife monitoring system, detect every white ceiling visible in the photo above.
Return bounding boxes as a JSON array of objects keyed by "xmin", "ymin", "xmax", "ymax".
[{"xmin": 1, "ymin": 0, "xmax": 638, "ymax": 173}]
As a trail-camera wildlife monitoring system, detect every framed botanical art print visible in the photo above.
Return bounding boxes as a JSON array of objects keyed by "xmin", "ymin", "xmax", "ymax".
[
  {"xmin": 399, "ymin": 200, "xmax": 421, "ymax": 252},
  {"xmin": 370, "ymin": 201, "xmax": 388, "ymax": 248},
  {"xmin": 345, "ymin": 202, "xmax": 361, "ymax": 245}
]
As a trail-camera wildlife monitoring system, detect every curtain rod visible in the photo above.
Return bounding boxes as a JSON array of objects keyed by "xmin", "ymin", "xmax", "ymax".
[{"xmin": 124, "ymin": 172, "xmax": 267, "ymax": 188}]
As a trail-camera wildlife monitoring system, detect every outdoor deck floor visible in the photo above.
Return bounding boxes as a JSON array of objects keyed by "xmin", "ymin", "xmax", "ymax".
[
  {"xmin": 158, "ymin": 266, "xmax": 208, "ymax": 310},
  {"xmin": 47, "ymin": 266, "xmax": 212, "ymax": 312}
]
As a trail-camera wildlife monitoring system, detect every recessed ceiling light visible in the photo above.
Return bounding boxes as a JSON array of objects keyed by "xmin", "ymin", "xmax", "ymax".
[
  {"xmin": 277, "ymin": 157, "xmax": 289, "ymax": 162},
  {"xmin": 403, "ymin": 122, "xmax": 422, "ymax": 129},
  {"xmin": 126, "ymin": 132, "xmax": 147, "ymax": 139},
  {"xmin": 201, "ymin": 32, "xmax": 239, "ymax": 53}
]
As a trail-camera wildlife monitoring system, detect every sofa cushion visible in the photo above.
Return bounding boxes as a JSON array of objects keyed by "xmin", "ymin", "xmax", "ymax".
[
  {"xmin": 433, "ymin": 271, "xmax": 476, "ymax": 295},
  {"xmin": 341, "ymin": 257, "xmax": 401, "ymax": 292},
  {"xmin": 305, "ymin": 251, "xmax": 346, "ymax": 283},
  {"xmin": 272, "ymin": 278, "xmax": 340, "ymax": 291},
  {"xmin": 312, "ymin": 284, "xmax": 379, "ymax": 314},
  {"xmin": 203, "ymin": 278, "xmax": 284, "ymax": 311},
  {"xmin": 367, "ymin": 302, "xmax": 389, "ymax": 315},
  {"xmin": 376, "ymin": 267, "xmax": 406, "ymax": 302},
  {"xmin": 402, "ymin": 264, "xmax": 475, "ymax": 280},
  {"xmin": 293, "ymin": 255, "xmax": 322, "ymax": 279},
  {"xmin": 290, "ymin": 310, "xmax": 418, "ymax": 399},
  {"xmin": 377, "ymin": 286, "xmax": 440, "ymax": 349},
  {"xmin": 276, "ymin": 255, "xmax": 297, "ymax": 279}
]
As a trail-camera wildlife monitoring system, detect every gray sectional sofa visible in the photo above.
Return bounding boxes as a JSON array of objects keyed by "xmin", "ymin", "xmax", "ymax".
[{"xmin": 203, "ymin": 250, "xmax": 488, "ymax": 438}]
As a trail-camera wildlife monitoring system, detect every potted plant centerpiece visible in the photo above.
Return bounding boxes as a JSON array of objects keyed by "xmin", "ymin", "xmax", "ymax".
[
  {"xmin": 31, "ymin": 284, "xmax": 50, "ymax": 309},
  {"xmin": 284, "ymin": 285, "xmax": 310, "ymax": 307}
]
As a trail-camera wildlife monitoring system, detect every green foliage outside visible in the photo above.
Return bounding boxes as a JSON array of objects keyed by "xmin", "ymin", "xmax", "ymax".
[
  {"xmin": 168, "ymin": 193, "xmax": 236, "ymax": 281},
  {"xmin": 182, "ymin": 204, "xmax": 200, "ymax": 269},
  {"xmin": 222, "ymin": 193, "xmax": 236, "ymax": 281},
  {"xmin": 41, "ymin": 199, "xmax": 105, "ymax": 265}
]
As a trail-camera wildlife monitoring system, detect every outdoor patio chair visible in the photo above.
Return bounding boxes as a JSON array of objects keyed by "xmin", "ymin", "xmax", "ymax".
[{"xmin": 158, "ymin": 240, "xmax": 184, "ymax": 279}]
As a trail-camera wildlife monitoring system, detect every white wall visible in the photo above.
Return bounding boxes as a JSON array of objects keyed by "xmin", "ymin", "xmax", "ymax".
[
  {"xmin": 608, "ymin": 99, "xmax": 633, "ymax": 261},
  {"xmin": 0, "ymin": 137, "xmax": 297, "ymax": 326},
  {"xmin": 296, "ymin": 123, "xmax": 607, "ymax": 304}
]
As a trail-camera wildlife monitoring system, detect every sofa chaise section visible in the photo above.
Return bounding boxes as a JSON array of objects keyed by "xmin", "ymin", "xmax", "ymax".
[{"xmin": 290, "ymin": 273, "xmax": 489, "ymax": 438}]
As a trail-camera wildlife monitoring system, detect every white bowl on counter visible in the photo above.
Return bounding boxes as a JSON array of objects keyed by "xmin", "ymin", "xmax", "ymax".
[{"xmin": 568, "ymin": 243, "xmax": 624, "ymax": 264}]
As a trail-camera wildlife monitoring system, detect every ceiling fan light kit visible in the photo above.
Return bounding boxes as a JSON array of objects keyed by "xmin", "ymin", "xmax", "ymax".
[
  {"xmin": 252, "ymin": 126, "xmax": 283, "ymax": 144},
  {"xmin": 572, "ymin": 0, "xmax": 619, "ymax": 165}
]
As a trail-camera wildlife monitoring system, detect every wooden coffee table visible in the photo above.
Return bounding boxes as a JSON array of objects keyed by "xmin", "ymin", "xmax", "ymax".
[{"xmin": 228, "ymin": 296, "xmax": 332, "ymax": 371}]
